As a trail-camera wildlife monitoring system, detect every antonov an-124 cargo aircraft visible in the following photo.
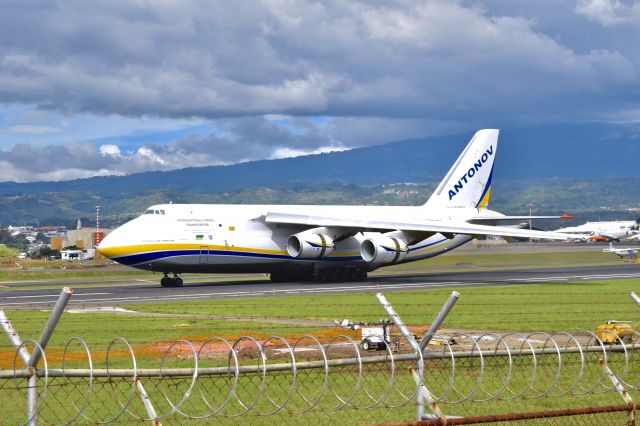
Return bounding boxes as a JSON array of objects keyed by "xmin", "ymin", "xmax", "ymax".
[{"xmin": 98, "ymin": 129, "xmax": 572, "ymax": 287}]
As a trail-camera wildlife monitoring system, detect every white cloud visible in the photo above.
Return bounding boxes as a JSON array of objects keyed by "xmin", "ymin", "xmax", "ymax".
[
  {"xmin": 270, "ymin": 146, "xmax": 347, "ymax": 160},
  {"xmin": 576, "ymin": 0, "xmax": 640, "ymax": 26},
  {"xmin": 99, "ymin": 144, "xmax": 121, "ymax": 158},
  {"xmin": 136, "ymin": 146, "xmax": 167, "ymax": 166}
]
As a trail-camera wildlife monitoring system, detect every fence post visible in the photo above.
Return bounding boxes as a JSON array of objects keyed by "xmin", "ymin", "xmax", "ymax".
[
  {"xmin": 376, "ymin": 293, "xmax": 424, "ymax": 421},
  {"xmin": 136, "ymin": 379, "xmax": 162, "ymax": 426},
  {"xmin": 600, "ymin": 359, "xmax": 635, "ymax": 425},
  {"xmin": 0, "ymin": 309, "xmax": 31, "ymax": 365},
  {"xmin": 410, "ymin": 367, "xmax": 447, "ymax": 423},
  {"xmin": 28, "ymin": 287, "xmax": 73, "ymax": 368},
  {"xmin": 419, "ymin": 291, "xmax": 459, "ymax": 351},
  {"xmin": 1, "ymin": 309, "xmax": 37, "ymax": 425},
  {"xmin": 1, "ymin": 287, "xmax": 73, "ymax": 425}
]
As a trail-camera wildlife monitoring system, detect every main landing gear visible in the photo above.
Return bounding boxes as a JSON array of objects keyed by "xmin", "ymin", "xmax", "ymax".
[
  {"xmin": 161, "ymin": 273, "xmax": 183, "ymax": 287},
  {"xmin": 313, "ymin": 268, "xmax": 367, "ymax": 282},
  {"xmin": 270, "ymin": 267, "xmax": 367, "ymax": 283}
]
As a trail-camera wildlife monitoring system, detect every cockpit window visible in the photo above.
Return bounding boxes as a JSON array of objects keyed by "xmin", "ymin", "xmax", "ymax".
[
  {"xmin": 160, "ymin": 210, "xmax": 165, "ymax": 215},
  {"xmin": 145, "ymin": 209, "xmax": 154, "ymax": 215},
  {"xmin": 144, "ymin": 209, "xmax": 166, "ymax": 215}
]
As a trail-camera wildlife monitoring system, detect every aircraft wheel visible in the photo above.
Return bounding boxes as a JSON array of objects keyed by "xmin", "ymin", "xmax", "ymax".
[
  {"xmin": 346, "ymin": 269, "xmax": 360, "ymax": 281},
  {"xmin": 336, "ymin": 269, "xmax": 349, "ymax": 282},
  {"xmin": 175, "ymin": 277, "xmax": 183, "ymax": 287},
  {"xmin": 270, "ymin": 272, "xmax": 287, "ymax": 283},
  {"xmin": 362, "ymin": 339, "xmax": 371, "ymax": 351},
  {"xmin": 161, "ymin": 277, "xmax": 170, "ymax": 287},
  {"xmin": 315, "ymin": 269, "xmax": 328, "ymax": 282}
]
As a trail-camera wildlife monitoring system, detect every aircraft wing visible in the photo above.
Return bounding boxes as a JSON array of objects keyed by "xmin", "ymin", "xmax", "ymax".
[{"xmin": 265, "ymin": 212, "xmax": 573, "ymax": 240}]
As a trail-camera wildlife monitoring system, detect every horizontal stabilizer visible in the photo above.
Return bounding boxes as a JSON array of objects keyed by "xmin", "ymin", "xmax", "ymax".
[{"xmin": 470, "ymin": 214, "xmax": 576, "ymax": 223}]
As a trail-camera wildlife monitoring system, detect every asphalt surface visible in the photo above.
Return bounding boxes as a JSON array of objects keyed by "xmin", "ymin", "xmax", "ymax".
[{"xmin": 2, "ymin": 263, "xmax": 640, "ymax": 309}]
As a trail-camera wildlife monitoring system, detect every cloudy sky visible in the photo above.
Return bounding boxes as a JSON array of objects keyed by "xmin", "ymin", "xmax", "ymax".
[{"xmin": 0, "ymin": 0, "xmax": 639, "ymax": 182}]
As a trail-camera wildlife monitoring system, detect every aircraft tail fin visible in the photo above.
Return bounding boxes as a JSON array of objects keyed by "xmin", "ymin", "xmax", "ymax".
[{"xmin": 424, "ymin": 129, "xmax": 499, "ymax": 209}]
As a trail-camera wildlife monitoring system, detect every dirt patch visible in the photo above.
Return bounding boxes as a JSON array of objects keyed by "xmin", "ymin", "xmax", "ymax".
[{"xmin": 0, "ymin": 325, "xmax": 603, "ymax": 369}]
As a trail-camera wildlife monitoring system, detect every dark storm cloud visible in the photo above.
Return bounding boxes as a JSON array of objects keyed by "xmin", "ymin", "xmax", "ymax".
[
  {"xmin": 2, "ymin": 0, "xmax": 640, "ymax": 182},
  {"xmin": 0, "ymin": 0, "xmax": 638, "ymax": 123}
]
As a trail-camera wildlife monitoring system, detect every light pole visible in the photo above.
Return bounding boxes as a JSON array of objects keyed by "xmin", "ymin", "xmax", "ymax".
[{"xmin": 528, "ymin": 203, "xmax": 534, "ymax": 243}]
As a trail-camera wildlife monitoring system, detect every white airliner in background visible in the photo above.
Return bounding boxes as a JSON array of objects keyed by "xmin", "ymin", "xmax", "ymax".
[
  {"xmin": 555, "ymin": 220, "xmax": 639, "ymax": 242},
  {"xmin": 603, "ymin": 243, "xmax": 640, "ymax": 259},
  {"xmin": 98, "ymin": 129, "xmax": 572, "ymax": 287}
]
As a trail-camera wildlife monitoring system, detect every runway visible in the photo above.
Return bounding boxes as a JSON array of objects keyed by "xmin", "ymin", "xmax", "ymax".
[{"xmin": 2, "ymin": 263, "xmax": 640, "ymax": 309}]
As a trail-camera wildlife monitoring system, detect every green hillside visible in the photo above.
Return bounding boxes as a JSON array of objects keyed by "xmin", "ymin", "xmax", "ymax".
[{"xmin": 1, "ymin": 178, "xmax": 638, "ymax": 227}]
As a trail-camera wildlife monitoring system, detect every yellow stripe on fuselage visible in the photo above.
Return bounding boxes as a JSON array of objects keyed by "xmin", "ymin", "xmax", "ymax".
[
  {"xmin": 99, "ymin": 243, "xmax": 361, "ymax": 259},
  {"xmin": 410, "ymin": 241, "xmax": 449, "ymax": 255},
  {"xmin": 99, "ymin": 243, "xmax": 287, "ymax": 258}
]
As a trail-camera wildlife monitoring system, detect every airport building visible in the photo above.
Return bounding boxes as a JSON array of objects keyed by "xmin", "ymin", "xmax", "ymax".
[{"xmin": 50, "ymin": 228, "xmax": 112, "ymax": 257}]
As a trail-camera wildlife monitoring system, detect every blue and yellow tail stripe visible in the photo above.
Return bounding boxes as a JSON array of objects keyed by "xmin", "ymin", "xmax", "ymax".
[{"xmin": 475, "ymin": 166, "xmax": 493, "ymax": 208}]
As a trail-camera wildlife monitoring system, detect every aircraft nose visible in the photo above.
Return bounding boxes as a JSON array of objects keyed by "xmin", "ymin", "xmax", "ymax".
[{"xmin": 97, "ymin": 228, "xmax": 123, "ymax": 258}]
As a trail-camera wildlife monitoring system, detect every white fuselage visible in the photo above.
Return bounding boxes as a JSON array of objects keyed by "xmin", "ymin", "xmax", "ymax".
[
  {"xmin": 556, "ymin": 221, "xmax": 638, "ymax": 241},
  {"xmin": 98, "ymin": 203, "xmax": 478, "ymax": 274},
  {"xmin": 96, "ymin": 129, "xmax": 573, "ymax": 285}
]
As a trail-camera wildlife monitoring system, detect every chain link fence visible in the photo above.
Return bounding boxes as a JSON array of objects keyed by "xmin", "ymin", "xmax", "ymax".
[
  {"xmin": 2, "ymin": 329, "xmax": 640, "ymax": 424},
  {"xmin": 3, "ymin": 289, "xmax": 640, "ymax": 424}
]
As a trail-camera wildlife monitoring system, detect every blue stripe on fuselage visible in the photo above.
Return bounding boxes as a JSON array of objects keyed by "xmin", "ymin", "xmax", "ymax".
[
  {"xmin": 113, "ymin": 249, "xmax": 361, "ymax": 266},
  {"xmin": 408, "ymin": 237, "xmax": 448, "ymax": 252}
]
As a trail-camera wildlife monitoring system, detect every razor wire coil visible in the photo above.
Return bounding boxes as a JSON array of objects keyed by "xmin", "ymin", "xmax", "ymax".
[{"xmin": 1, "ymin": 331, "xmax": 640, "ymax": 424}]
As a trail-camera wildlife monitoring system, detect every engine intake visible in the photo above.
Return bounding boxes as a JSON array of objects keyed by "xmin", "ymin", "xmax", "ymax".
[
  {"xmin": 361, "ymin": 236, "xmax": 408, "ymax": 265},
  {"xmin": 287, "ymin": 231, "xmax": 335, "ymax": 258}
]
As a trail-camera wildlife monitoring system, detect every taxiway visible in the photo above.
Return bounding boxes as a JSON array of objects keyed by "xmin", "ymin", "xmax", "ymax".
[{"xmin": 1, "ymin": 263, "xmax": 639, "ymax": 309}]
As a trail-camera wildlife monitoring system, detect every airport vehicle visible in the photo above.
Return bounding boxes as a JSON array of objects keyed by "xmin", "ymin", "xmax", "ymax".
[
  {"xmin": 334, "ymin": 319, "xmax": 406, "ymax": 351},
  {"xmin": 98, "ymin": 129, "xmax": 573, "ymax": 287},
  {"xmin": 358, "ymin": 320, "xmax": 392, "ymax": 351},
  {"xmin": 361, "ymin": 325, "xmax": 389, "ymax": 351},
  {"xmin": 595, "ymin": 320, "xmax": 635, "ymax": 344},
  {"xmin": 602, "ymin": 243, "xmax": 640, "ymax": 259}
]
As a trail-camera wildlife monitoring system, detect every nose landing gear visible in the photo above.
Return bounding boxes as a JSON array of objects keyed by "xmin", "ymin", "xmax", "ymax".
[{"xmin": 161, "ymin": 273, "xmax": 183, "ymax": 287}]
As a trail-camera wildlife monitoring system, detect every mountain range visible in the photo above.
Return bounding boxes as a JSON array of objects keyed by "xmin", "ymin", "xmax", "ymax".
[
  {"xmin": 1, "ymin": 123, "xmax": 639, "ymax": 196},
  {"xmin": 0, "ymin": 123, "xmax": 639, "ymax": 225}
]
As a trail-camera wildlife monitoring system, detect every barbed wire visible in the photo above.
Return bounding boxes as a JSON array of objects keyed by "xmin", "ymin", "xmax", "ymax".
[{"xmin": 1, "ymin": 329, "xmax": 639, "ymax": 425}]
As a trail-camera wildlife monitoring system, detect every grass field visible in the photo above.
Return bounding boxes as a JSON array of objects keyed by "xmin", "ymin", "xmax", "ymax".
[
  {"xmin": 1, "ymin": 249, "xmax": 639, "ymax": 424},
  {"xmin": 3, "ymin": 278, "xmax": 640, "ymax": 358},
  {"xmin": 2, "ymin": 278, "xmax": 640, "ymax": 425}
]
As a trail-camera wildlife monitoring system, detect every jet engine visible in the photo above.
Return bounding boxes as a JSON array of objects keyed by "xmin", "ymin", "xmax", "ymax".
[
  {"xmin": 360, "ymin": 235, "xmax": 408, "ymax": 265},
  {"xmin": 287, "ymin": 231, "xmax": 335, "ymax": 258}
]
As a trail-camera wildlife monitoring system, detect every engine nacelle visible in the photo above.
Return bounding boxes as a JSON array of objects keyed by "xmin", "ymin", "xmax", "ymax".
[
  {"xmin": 360, "ymin": 235, "xmax": 408, "ymax": 265},
  {"xmin": 287, "ymin": 231, "xmax": 335, "ymax": 258}
]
